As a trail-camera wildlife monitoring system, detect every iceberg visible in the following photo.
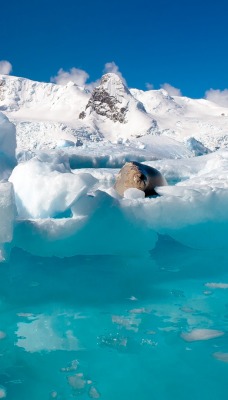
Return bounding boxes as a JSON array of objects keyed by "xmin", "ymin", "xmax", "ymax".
[
  {"xmin": 0, "ymin": 181, "xmax": 16, "ymax": 261},
  {"xmin": 1, "ymin": 148, "xmax": 227, "ymax": 256},
  {"xmin": 9, "ymin": 157, "xmax": 97, "ymax": 219},
  {"xmin": 0, "ymin": 112, "xmax": 16, "ymax": 180}
]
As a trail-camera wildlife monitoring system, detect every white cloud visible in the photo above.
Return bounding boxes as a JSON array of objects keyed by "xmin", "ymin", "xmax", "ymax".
[
  {"xmin": 51, "ymin": 67, "xmax": 89, "ymax": 86},
  {"xmin": 0, "ymin": 60, "xmax": 12, "ymax": 75},
  {"xmin": 86, "ymin": 79, "xmax": 100, "ymax": 91},
  {"xmin": 51, "ymin": 61, "xmax": 126, "ymax": 90},
  {"xmin": 146, "ymin": 82, "xmax": 154, "ymax": 90},
  {"xmin": 160, "ymin": 83, "xmax": 182, "ymax": 96},
  {"xmin": 103, "ymin": 62, "xmax": 127, "ymax": 85},
  {"xmin": 205, "ymin": 89, "xmax": 228, "ymax": 107}
]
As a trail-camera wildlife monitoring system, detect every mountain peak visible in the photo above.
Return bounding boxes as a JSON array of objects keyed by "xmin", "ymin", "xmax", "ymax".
[
  {"xmin": 98, "ymin": 72, "xmax": 130, "ymax": 98},
  {"xmin": 100, "ymin": 72, "xmax": 124, "ymax": 84},
  {"xmin": 83, "ymin": 73, "xmax": 131, "ymax": 123}
]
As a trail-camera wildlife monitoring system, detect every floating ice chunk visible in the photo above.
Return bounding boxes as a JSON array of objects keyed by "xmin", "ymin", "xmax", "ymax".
[
  {"xmin": 0, "ymin": 112, "xmax": 16, "ymax": 180},
  {"xmin": 60, "ymin": 360, "xmax": 79, "ymax": 372},
  {"xmin": 50, "ymin": 391, "xmax": 58, "ymax": 398},
  {"xmin": 141, "ymin": 339, "xmax": 158, "ymax": 347},
  {"xmin": 112, "ymin": 315, "xmax": 141, "ymax": 332},
  {"xmin": 213, "ymin": 352, "xmax": 228, "ymax": 363},
  {"xmin": 203, "ymin": 290, "xmax": 213, "ymax": 296},
  {"xmin": 0, "ymin": 331, "xmax": 6, "ymax": 339},
  {"xmin": 56, "ymin": 139, "xmax": 75, "ymax": 148},
  {"xmin": 124, "ymin": 188, "xmax": 145, "ymax": 199},
  {"xmin": 0, "ymin": 182, "xmax": 15, "ymax": 246},
  {"xmin": 67, "ymin": 373, "xmax": 86, "ymax": 390},
  {"xmin": 129, "ymin": 308, "xmax": 149, "ymax": 314},
  {"xmin": 89, "ymin": 386, "xmax": 100, "ymax": 399},
  {"xmin": 185, "ymin": 137, "xmax": 211, "ymax": 156},
  {"xmin": 159, "ymin": 326, "xmax": 177, "ymax": 332},
  {"xmin": 0, "ymin": 386, "xmax": 6, "ymax": 399},
  {"xmin": 98, "ymin": 333, "xmax": 128, "ymax": 350},
  {"xmin": 128, "ymin": 296, "xmax": 138, "ymax": 301},
  {"xmin": 0, "ymin": 246, "xmax": 6, "ymax": 262},
  {"xmin": 9, "ymin": 158, "xmax": 97, "ymax": 218},
  {"xmin": 180, "ymin": 307, "xmax": 195, "ymax": 314},
  {"xmin": 16, "ymin": 315, "xmax": 81, "ymax": 352},
  {"xmin": 205, "ymin": 282, "xmax": 228, "ymax": 289},
  {"xmin": 181, "ymin": 329, "xmax": 224, "ymax": 342}
]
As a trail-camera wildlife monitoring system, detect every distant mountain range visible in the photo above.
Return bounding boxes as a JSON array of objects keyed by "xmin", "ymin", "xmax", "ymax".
[{"xmin": 0, "ymin": 72, "xmax": 228, "ymax": 152}]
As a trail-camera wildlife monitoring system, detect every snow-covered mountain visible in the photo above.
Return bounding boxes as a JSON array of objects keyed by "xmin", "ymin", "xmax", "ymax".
[{"xmin": 0, "ymin": 72, "xmax": 228, "ymax": 152}]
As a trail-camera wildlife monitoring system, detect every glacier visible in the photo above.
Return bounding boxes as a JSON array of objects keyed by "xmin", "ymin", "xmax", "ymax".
[{"xmin": 0, "ymin": 72, "xmax": 228, "ymax": 400}]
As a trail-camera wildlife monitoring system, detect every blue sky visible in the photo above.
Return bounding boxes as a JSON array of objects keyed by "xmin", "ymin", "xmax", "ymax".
[{"xmin": 1, "ymin": 0, "xmax": 228, "ymax": 98}]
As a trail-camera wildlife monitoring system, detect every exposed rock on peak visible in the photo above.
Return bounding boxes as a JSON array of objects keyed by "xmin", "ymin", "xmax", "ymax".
[
  {"xmin": 99, "ymin": 73, "xmax": 130, "ymax": 98},
  {"xmin": 85, "ymin": 73, "xmax": 130, "ymax": 123}
]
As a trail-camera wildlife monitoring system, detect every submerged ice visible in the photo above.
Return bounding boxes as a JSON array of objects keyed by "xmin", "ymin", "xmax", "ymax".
[{"xmin": 1, "ymin": 244, "xmax": 228, "ymax": 400}]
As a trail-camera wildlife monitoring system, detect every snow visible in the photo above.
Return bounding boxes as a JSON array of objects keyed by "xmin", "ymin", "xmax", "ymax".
[
  {"xmin": 98, "ymin": 73, "xmax": 129, "ymax": 103},
  {"xmin": 56, "ymin": 139, "xmax": 75, "ymax": 148},
  {"xmin": 124, "ymin": 188, "xmax": 145, "ymax": 199},
  {"xmin": 83, "ymin": 73, "xmax": 158, "ymax": 141},
  {"xmin": 2, "ymin": 72, "xmax": 228, "ymax": 153},
  {"xmin": 131, "ymin": 87, "xmax": 228, "ymax": 151}
]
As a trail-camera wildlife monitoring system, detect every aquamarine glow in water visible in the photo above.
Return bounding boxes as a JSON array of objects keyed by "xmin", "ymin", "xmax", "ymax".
[{"xmin": 0, "ymin": 236, "xmax": 228, "ymax": 400}]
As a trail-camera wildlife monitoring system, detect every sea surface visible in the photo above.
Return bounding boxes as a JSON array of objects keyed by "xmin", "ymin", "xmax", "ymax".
[{"xmin": 0, "ymin": 236, "xmax": 228, "ymax": 399}]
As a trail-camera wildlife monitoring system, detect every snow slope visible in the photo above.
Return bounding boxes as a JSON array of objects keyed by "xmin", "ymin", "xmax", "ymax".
[
  {"xmin": 131, "ymin": 88, "xmax": 228, "ymax": 150},
  {"xmin": 0, "ymin": 73, "xmax": 158, "ymax": 150},
  {"xmin": 1, "ymin": 72, "xmax": 228, "ymax": 152}
]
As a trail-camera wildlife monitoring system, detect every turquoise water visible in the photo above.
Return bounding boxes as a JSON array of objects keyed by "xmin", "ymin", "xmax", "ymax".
[{"xmin": 0, "ymin": 236, "xmax": 228, "ymax": 399}]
